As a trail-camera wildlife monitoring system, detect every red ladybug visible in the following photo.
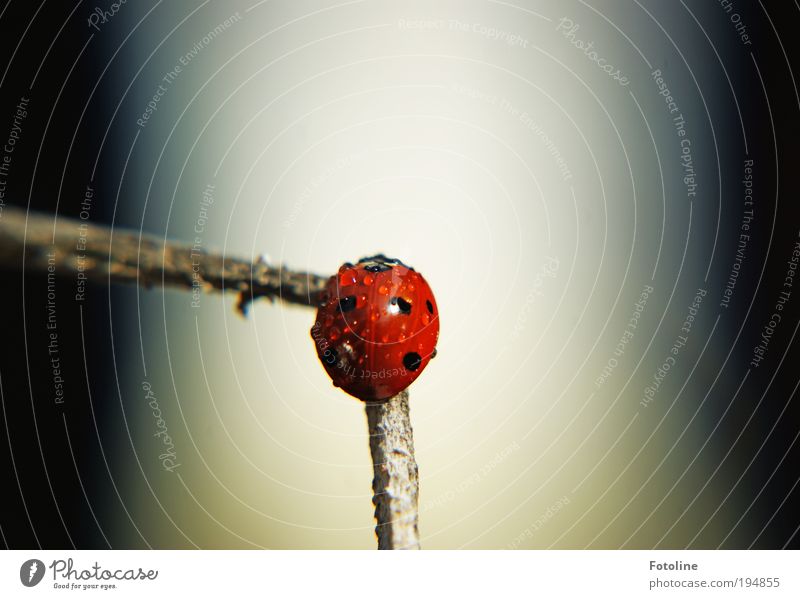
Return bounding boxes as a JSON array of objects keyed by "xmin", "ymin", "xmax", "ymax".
[{"xmin": 310, "ymin": 254, "xmax": 439, "ymax": 401}]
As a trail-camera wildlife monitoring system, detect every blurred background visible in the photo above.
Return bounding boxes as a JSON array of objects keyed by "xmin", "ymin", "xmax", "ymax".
[{"xmin": 1, "ymin": 0, "xmax": 799, "ymax": 549}]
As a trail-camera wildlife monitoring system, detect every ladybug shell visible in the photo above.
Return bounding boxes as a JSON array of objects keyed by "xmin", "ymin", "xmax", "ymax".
[{"xmin": 310, "ymin": 255, "xmax": 439, "ymax": 401}]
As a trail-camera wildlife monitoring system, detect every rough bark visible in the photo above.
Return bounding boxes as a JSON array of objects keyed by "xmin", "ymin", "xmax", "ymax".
[
  {"xmin": 365, "ymin": 390, "xmax": 420, "ymax": 550},
  {"xmin": 0, "ymin": 206, "xmax": 327, "ymax": 310}
]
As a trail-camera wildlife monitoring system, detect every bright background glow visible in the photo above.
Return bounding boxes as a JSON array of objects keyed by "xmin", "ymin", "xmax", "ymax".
[{"xmin": 109, "ymin": 0, "xmax": 757, "ymax": 548}]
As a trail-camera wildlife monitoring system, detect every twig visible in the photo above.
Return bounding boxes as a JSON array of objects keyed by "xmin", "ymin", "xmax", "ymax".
[
  {"xmin": 0, "ymin": 206, "xmax": 327, "ymax": 310},
  {"xmin": 365, "ymin": 390, "xmax": 420, "ymax": 549},
  {"xmin": 0, "ymin": 206, "xmax": 422, "ymax": 549}
]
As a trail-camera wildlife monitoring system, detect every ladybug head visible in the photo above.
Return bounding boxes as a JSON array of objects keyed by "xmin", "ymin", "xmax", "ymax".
[{"xmin": 357, "ymin": 254, "xmax": 415, "ymax": 272}]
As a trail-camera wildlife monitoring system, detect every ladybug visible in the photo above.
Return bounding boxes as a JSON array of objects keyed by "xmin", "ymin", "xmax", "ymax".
[{"xmin": 310, "ymin": 254, "xmax": 439, "ymax": 401}]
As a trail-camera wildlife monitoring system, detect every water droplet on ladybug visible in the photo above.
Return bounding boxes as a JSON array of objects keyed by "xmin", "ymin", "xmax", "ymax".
[
  {"xmin": 324, "ymin": 314, "xmax": 334, "ymax": 327},
  {"xmin": 329, "ymin": 327, "xmax": 340, "ymax": 341},
  {"xmin": 421, "ymin": 313, "xmax": 430, "ymax": 325},
  {"xmin": 378, "ymin": 284, "xmax": 389, "ymax": 295},
  {"xmin": 370, "ymin": 310, "xmax": 380, "ymax": 322},
  {"xmin": 363, "ymin": 274, "xmax": 374, "ymax": 286},
  {"xmin": 357, "ymin": 294, "xmax": 367, "ymax": 308},
  {"xmin": 339, "ymin": 269, "xmax": 357, "ymax": 287}
]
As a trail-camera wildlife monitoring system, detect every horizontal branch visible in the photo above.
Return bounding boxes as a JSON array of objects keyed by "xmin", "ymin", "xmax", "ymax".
[{"xmin": 0, "ymin": 206, "xmax": 327, "ymax": 310}]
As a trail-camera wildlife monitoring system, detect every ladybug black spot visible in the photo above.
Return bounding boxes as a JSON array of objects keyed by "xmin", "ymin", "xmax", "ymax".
[
  {"xmin": 426, "ymin": 300, "xmax": 434, "ymax": 314},
  {"xmin": 391, "ymin": 297, "xmax": 412, "ymax": 315},
  {"xmin": 339, "ymin": 296, "xmax": 357, "ymax": 312},
  {"xmin": 403, "ymin": 352, "xmax": 422, "ymax": 371}
]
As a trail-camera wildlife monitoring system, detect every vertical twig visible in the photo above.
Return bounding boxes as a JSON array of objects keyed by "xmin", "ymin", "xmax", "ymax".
[{"xmin": 365, "ymin": 390, "xmax": 420, "ymax": 550}]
